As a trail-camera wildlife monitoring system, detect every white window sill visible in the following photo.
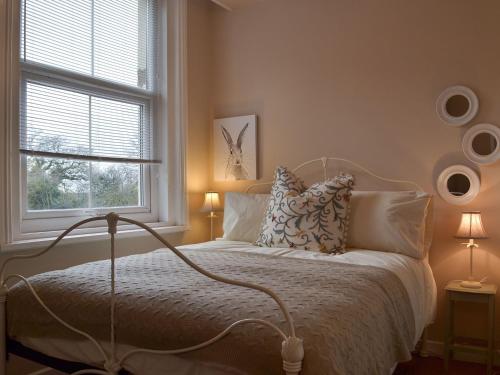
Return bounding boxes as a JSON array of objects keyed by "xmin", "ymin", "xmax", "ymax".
[{"xmin": 1, "ymin": 224, "xmax": 189, "ymax": 253}]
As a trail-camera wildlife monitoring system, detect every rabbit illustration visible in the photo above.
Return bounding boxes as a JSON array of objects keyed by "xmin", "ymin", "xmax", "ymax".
[{"xmin": 221, "ymin": 123, "xmax": 249, "ymax": 180}]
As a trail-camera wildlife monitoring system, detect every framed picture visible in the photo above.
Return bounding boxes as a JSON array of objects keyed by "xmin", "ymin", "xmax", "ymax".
[{"xmin": 213, "ymin": 115, "xmax": 257, "ymax": 181}]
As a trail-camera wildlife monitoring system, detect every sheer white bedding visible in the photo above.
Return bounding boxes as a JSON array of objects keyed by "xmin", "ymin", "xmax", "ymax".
[{"xmin": 15, "ymin": 240, "xmax": 437, "ymax": 375}]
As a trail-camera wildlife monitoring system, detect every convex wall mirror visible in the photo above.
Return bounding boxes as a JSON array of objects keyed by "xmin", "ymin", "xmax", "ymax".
[
  {"xmin": 437, "ymin": 165, "xmax": 480, "ymax": 205},
  {"xmin": 436, "ymin": 86, "xmax": 479, "ymax": 126},
  {"xmin": 462, "ymin": 123, "xmax": 500, "ymax": 165}
]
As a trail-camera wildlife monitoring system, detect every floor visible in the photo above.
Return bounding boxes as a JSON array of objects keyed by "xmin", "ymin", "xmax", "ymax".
[
  {"xmin": 394, "ymin": 356, "xmax": 499, "ymax": 375},
  {"xmin": 38, "ymin": 361, "xmax": 498, "ymax": 375},
  {"xmin": 12, "ymin": 356, "xmax": 500, "ymax": 374}
]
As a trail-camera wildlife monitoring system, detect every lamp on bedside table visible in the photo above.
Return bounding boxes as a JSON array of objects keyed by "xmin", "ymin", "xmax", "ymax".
[
  {"xmin": 455, "ymin": 211, "xmax": 488, "ymax": 289},
  {"xmin": 201, "ymin": 191, "xmax": 222, "ymax": 240}
]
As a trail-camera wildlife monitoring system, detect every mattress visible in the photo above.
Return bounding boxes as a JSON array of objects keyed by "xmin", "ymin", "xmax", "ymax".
[{"xmin": 8, "ymin": 240, "xmax": 437, "ymax": 375}]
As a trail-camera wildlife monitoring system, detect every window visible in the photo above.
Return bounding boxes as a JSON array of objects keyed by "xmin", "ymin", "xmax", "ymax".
[
  {"xmin": 21, "ymin": 78, "xmax": 151, "ymax": 212},
  {"xmin": 0, "ymin": 0, "xmax": 188, "ymax": 247}
]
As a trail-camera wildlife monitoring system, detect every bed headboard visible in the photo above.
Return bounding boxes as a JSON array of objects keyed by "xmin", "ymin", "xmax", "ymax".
[{"xmin": 246, "ymin": 157, "xmax": 423, "ymax": 193}]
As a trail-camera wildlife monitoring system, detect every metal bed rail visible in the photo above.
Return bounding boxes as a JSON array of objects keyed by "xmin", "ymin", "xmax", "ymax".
[{"xmin": 0, "ymin": 213, "xmax": 304, "ymax": 375}]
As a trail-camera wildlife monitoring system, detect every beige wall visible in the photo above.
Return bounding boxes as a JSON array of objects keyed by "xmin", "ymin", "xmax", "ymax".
[{"xmin": 209, "ymin": 0, "xmax": 500, "ymax": 346}]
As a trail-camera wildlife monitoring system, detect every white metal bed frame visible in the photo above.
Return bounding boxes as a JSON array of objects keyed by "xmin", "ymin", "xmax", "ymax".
[
  {"xmin": 246, "ymin": 156, "xmax": 423, "ymax": 193},
  {"xmin": 0, "ymin": 156, "xmax": 429, "ymax": 375},
  {"xmin": 0, "ymin": 214, "xmax": 304, "ymax": 375}
]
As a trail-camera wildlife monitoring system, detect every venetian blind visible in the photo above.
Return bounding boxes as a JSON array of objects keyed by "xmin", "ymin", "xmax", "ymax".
[{"xmin": 19, "ymin": 0, "xmax": 159, "ymax": 164}]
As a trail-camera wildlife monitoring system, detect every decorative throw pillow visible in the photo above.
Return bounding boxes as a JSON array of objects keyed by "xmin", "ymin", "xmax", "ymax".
[{"xmin": 255, "ymin": 166, "xmax": 354, "ymax": 254}]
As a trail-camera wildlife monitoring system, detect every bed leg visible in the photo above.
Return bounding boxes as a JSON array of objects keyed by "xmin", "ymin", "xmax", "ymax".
[
  {"xmin": 420, "ymin": 326, "xmax": 429, "ymax": 358},
  {"xmin": 282, "ymin": 336, "xmax": 304, "ymax": 375},
  {"xmin": 0, "ymin": 286, "xmax": 7, "ymax": 375}
]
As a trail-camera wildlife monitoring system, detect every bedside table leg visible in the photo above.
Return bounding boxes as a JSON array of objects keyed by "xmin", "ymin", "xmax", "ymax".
[
  {"xmin": 444, "ymin": 293, "xmax": 454, "ymax": 372},
  {"xmin": 487, "ymin": 295, "xmax": 495, "ymax": 375}
]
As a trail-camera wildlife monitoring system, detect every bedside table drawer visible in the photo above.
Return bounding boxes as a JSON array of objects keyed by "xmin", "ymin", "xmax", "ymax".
[{"xmin": 447, "ymin": 290, "xmax": 492, "ymax": 303}]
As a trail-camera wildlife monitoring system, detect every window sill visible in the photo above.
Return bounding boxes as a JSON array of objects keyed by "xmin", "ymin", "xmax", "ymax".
[{"xmin": 1, "ymin": 224, "xmax": 190, "ymax": 253}]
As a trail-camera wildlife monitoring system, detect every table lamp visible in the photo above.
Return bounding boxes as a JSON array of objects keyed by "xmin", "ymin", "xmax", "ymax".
[
  {"xmin": 201, "ymin": 191, "xmax": 222, "ymax": 240},
  {"xmin": 455, "ymin": 211, "xmax": 488, "ymax": 289}
]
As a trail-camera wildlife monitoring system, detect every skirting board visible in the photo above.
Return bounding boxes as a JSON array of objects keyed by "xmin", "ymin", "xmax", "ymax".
[{"xmin": 426, "ymin": 340, "xmax": 500, "ymax": 366}]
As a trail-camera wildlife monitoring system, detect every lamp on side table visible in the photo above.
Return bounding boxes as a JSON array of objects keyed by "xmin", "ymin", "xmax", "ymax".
[
  {"xmin": 201, "ymin": 191, "xmax": 222, "ymax": 240},
  {"xmin": 454, "ymin": 211, "xmax": 488, "ymax": 289}
]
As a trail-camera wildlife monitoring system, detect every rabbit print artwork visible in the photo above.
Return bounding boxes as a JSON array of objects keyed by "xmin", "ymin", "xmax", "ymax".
[
  {"xmin": 214, "ymin": 115, "xmax": 257, "ymax": 181},
  {"xmin": 221, "ymin": 123, "xmax": 249, "ymax": 180}
]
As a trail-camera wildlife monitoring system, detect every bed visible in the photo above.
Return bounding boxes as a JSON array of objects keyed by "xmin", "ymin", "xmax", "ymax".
[{"xmin": 0, "ymin": 157, "xmax": 437, "ymax": 375}]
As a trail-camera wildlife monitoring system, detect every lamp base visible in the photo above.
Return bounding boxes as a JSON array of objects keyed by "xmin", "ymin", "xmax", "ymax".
[{"xmin": 460, "ymin": 280, "xmax": 482, "ymax": 289}]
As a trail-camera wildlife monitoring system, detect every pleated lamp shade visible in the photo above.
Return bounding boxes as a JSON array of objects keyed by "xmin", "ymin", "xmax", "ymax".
[
  {"xmin": 455, "ymin": 211, "xmax": 488, "ymax": 239},
  {"xmin": 201, "ymin": 192, "xmax": 222, "ymax": 213}
]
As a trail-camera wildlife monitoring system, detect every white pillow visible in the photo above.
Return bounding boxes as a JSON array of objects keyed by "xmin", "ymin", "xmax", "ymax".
[
  {"xmin": 222, "ymin": 192, "xmax": 270, "ymax": 243},
  {"xmin": 347, "ymin": 191, "xmax": 433, "ymax": 259}
]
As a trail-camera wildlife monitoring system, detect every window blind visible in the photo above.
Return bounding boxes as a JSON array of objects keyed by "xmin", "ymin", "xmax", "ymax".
[{"xmin": 19, "ymin": 0, "xmax": 159, "ymax": 164}]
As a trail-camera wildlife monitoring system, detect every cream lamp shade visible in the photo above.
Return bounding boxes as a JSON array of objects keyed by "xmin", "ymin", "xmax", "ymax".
[
  {"xmin": 201, "ymin": 192, "xmax": 222, "ymax": 241},
  {"xmin": 201, "ymin": 192, "xmax": 222, "ymax": 213},
  {"xmin": 455, "ymin": 211, "xmax": 488, "ymax": 239},
  {"xmin": 455, "ymin": 211, "xmax": 487, "ymax": 289}
]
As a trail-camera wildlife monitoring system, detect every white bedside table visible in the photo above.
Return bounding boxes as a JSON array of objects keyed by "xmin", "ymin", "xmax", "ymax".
[{"xmin": 444, "ymin": 280, "xmax": 497, "ymax": 374}]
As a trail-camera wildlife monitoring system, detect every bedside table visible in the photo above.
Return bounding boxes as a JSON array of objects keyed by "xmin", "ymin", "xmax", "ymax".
[{"xmin": 444, "ymin": 280, "xmax": 497, "ymax": 374}]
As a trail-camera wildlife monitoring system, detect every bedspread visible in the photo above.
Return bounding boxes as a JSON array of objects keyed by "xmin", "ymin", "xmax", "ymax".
[{"xmin": 7, "ymin": 248, "xmax": 415, "ymax": 375}]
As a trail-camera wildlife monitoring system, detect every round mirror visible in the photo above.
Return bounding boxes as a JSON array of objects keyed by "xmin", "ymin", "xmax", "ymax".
[
  {"xmin": 436, "ymin": 86, "xmax": 478, "ymax": 126},
  {"xmin": 445, "ymin": 95, "xmax": 470, "ymax": 117},
  {"xmin": 472, "ymin": 133, "xmax": 497, "ymax": 156},
  {"xmin": 437, "ymin": 165, "xmax": 480, "ymax": 205},
  {"xmin": 446, "ymin": 173, "xmax": 470, "ymax": 196},
  {"xmin": 462, "ymin": 123, "xmax": 500, "ymax": 165}
]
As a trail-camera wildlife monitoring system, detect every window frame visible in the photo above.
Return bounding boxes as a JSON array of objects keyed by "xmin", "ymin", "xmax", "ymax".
[
  {"xmin": 19, "ymin": 71, "xmax": 155, "ymax": 223},
  {"xmin": 0, "ymin": 0, "xmax": 188, "ymax": 250}
]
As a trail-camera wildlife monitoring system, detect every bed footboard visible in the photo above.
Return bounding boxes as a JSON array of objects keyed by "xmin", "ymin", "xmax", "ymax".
[
  {"xmin": 0, "ymin": 213, "xmax": 304, "ymax": 375},
  {"xmin": 282, "ymin": 336, "xmax": 305, "ymax": 375}
]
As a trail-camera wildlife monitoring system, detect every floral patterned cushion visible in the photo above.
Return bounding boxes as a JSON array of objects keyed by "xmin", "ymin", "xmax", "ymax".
[{"xmin": 255, "ymin": 166, "xmax": 354, "ymax": 254}]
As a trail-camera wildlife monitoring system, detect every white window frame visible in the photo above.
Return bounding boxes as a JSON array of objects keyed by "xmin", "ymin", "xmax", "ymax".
[
  {"xmin": 0, "ymin": 0, "xmax": 188, "ymax": 251},
  {"xmin": 18, "ymin": 72, "xmax": 156, "ymax": 229}
]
